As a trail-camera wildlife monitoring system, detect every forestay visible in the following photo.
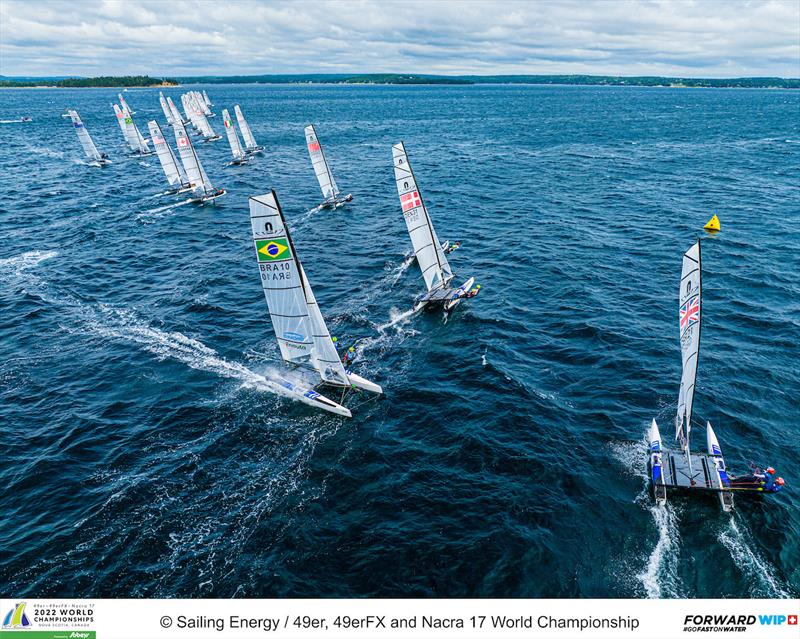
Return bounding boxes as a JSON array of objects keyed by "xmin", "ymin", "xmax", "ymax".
[
  {"xmin": 148, "ymin": 120, "xmax": 188, "ymax": 187},
  {"xmin": 222, "ymin": 109, "xmax": 245, "ymax": 161},
  {"xmin": 392, "ymin": 142, "xmax": 453, "ymax": 291},
  {"xmin": 676, "ymin": 240, "xmax": 702, "ymax": 452},
  {"xmin": 249, "ymin": 191, "xmax": 350, "ymax": 387},
  {"xmin": 173, "ymin": 120, "xmax": 213, "ymax": 197},
  {"xmin": 305, "ymin": 124, "xmax": 339, "ymax": 201},
  {"xmin": 68, "ymin": 110, "xmax": 102, "ymax": 161},
  {"xmin": 234, "ymin": 105, "xmax": 258, "ymax": 150}
]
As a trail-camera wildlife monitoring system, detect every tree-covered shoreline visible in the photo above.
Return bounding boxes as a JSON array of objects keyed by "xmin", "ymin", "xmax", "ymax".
[{"xmin": 0, "ymin": 75, "xmax": 178, "ymax": 88}]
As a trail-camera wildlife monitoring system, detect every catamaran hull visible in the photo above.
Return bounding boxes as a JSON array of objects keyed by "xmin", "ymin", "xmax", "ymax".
[
  {"xmin": 443, "ymin": 277, "xmax": 475, "ymax": 312},
  {"xmin": 320, "ymin": 194, "xmax": 353, "ymax": 209},
  {"xmin": 190, "ymin": 189, "xmax": 226, "ymax": 204},
  {"xmin": 648, "ymin": 419, "xmax": 667, "ymax": 506},
  {"xmin": 262, "ymin": 376, "xmax": 352, "ymax": 418},
  {"xmin": 346, "ymin": 370, "xmax": 383, "ymax": 394},
  {"xmin": 246, "ymin": 146, "xmax": 265, "ymax": 155},
  {"xmin": 707, "ymin": 422, "xmax": 734, "ymax": 511}
]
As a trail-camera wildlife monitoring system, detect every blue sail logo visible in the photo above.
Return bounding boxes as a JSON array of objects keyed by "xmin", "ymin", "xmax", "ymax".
[{"xmin": 3, "ymin": 602, "xmax": 32, "ymax": 628}]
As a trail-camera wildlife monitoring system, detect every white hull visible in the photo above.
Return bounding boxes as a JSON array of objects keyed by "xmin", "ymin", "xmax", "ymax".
[
  {"xmin": 443, "ymin": 276, "xmax": 475, "ymax": 311},
  {"xmin": 259, "ymin": 376, "xmax": 351, "ymax": 418},
  {"xmin": 346, "ymin": 370, "xmax": 383, "ymax": 394},
  {"xmin": 648, "ymin": 419, "xmax": 667, "ymax": 506},
  {"xmin": 706, "ymin": 422, "xmax": 734, "ymax": 511}
]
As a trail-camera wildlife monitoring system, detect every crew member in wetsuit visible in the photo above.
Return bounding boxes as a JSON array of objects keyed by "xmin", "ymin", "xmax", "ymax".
[{"xmin": 465, "ymin": 284, "xmax": 481, "ymax": 298}]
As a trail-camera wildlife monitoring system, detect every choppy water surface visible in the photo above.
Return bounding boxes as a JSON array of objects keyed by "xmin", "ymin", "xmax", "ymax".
[{"xmin": 0, "ymin": 84, "xmax": 798, "ymax": 598}]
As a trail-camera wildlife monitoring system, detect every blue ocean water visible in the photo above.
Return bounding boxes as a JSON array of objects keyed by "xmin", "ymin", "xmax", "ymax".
[{"xmin": 0, "ymin": 84, "xmax": 798, "ymax": 598}]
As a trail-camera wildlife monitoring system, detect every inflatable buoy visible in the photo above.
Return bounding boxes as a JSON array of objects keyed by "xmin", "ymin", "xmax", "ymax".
[{"xmin": 704, "ymin": 214, "xmax": 720, "ymax": 232}]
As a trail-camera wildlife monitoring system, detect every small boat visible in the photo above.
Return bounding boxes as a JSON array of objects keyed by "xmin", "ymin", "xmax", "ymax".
[
  {"xmin": 248, "ymin": 190, "xmax": 382, "ymax": 417},
  {"xmin": 147, "ymin": 120, "xmax": 192, "ymax": 193},
  {"xmin": 172, "ymin": 120, "xmax": 225, "ymax": 204},
  {"xmin": 113, "ymin": 103, "xmax": 153, "ymax": 156},
  {"xmin": 234, "ymin": 105, "xmax": 263, "ymax": 154},
  {"xmin": 166, "ymin": 96, "xmax": 187, "ymax": 127},
  {"xmin": 648, "ymin": 240, "xmax": 785, "ymax": 511},
  {"xmin": 68, "ymin": 109, "xmax": 111, "ymax": 166},
  {"xmin": 20, "ymin": 116, "xmax": 32, "ymax": 122},
  {"xmin": 118, "ymin": 92, "xmax": 135, "ymax": 115},
  {"xmin": 202, "ymin": 90, "xmax": 213, "ymax": 108},
  {"xmin": 222, "ymin": 108, "xmax": 248, "ymax": 165},
  {"xmin": 159, "ymin": 91, "xmax": 174, "ymax": 125},
  {"xmin": 305, "ymin": 124, "xmax": 352, "ymax": 207},
  {"xmin": 392, "ymin": 142, "xmax": 478, "ymax": 313}
]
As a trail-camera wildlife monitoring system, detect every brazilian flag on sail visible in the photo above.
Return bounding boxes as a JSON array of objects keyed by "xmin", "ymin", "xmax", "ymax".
[{"xmin": 256, "ymin": 237, "xmax": 291, "ymax": 261}]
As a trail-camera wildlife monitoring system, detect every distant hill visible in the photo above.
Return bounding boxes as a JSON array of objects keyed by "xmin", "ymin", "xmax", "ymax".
[
  {"xmin": 1, "ymin": 73, "xmax": 797, "ymax": 89},
  {"xmin": 0, "ymin": 75, "xmax": 178, "ymax": 88}
]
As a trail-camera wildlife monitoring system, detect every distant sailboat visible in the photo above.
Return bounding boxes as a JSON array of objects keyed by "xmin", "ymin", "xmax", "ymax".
[
  {"xmin": 118, "ymin": 92, "xmax": 135, "ymax": 115},
  {"xmin": 190, "ymin": 94, "xmax": 220, "ymax": 141},
  {"xmin": 304, "ymin": 124, "xmax": 352, "ymax": 207},
  {"xmin": 222, "ymin": 108, "xmax": 248, "ymax": 165},
  {"xmin": 248, "ymin": 190, "xmax": 381, "ymax": 417},
  {"xmin": 159, "ymin": 91, "xmax": 174, "ymax": 125},
  {"xmin": 148, "ymin": 120, "xmax": 191, "ymax": 193},
  {"xmin": 172, "ymin": 120, "xmax": 225, "ymax": 203},
  {"xmin": 392, "ymin": 142, "xmax": 477, "ymax": 312},
  {"xmin": 113, "ymin": 103, "xmax": 152, "ymax": 155},
  {"xmin": 202, "ymin": 90, "xmax": 213, "ymax": 108},
  {"xmin": 234, "ymin": 105, "xmax": 263, "ymax": 154},
  {"xmin": 68, "ymin": 109, "xmax": 111, "ymax": 166},
  {"xmin": 167, "ymin": 96, "xmax": 186, "ymax": 126}
]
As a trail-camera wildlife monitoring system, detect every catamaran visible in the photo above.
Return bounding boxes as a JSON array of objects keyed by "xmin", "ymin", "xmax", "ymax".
[
  {"xmin": 222, "ymin": 109, "xmax": 248, "ymax": 165},
  {"xmin": 167, "ymin": 96, "xmax": 186, "ymax": 126},
  {"xmin": 159, "ymin": 92, "xmax": 174, "ymax": 125},
  {"xmin": 234, "ymin": 105, "xmax": 263, "ymax": 154},
  {"xmin": 113, "ymin": 104, "xmax": 152, "ymax": 155},
  {"xmin": 148, "ymin": 120, "xmax": 191, "ymax": 193},
  {"xmin": 304, "ymin": 124, "xmax": 352, "ymax": 207},
  {"xmin": 648, "ymin": 240, "xmax": 785, "ymax": 511},
  {"xmin": 68, "ymin": 110, "xmax": 110, "ymax": 166},
  {"xmin": 249, "ymin": 190, "xmax": 382, "ymax": 417},
  {"xmin": 392, "ymin": 142, "xmax": 477, "ymax": 312},
  {"xmin": 202, "ymin": 90, "xmax": 213, "ymax": 108},
  {"xmin": 190, "ymin": 94, "xmax": 220, "ymax": 141},
  {"xmin": 173, "ymin": 120, "xmax": 225, "ymax": 203},
  {"xmin": 118, "ymin": 92, "xmax": 135, "ymax": 115}
]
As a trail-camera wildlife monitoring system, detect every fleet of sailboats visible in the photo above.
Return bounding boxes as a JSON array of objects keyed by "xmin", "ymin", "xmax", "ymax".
[{"xmin": 305, "ymin": 124, "xmax": 352, "ymax": 207}]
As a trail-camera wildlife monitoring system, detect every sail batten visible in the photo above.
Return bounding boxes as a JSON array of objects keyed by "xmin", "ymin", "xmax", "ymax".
[
  {"xmin": 304, "ymin": 124, "xmax": 339, "ymax": 201},
  {"xmin": 392, "ymin": 142, "xmax": 453, "ymax": 291},
  {"xmin": 676, "ymin": 240, "xmax": 702, "ymax": 457}
]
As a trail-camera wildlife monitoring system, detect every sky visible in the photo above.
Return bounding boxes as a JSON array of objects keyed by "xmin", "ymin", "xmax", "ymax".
[{"xmin": 1, "ymin": 0, "xmax": 798, "ymax": 78}]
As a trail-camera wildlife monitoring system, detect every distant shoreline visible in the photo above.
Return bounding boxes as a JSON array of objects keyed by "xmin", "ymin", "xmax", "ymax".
[{"xmin": 1, "ymin": 73, "xmax": 798, "ymax": 89}]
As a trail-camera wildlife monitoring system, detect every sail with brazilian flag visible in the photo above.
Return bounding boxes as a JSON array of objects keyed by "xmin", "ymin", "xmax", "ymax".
[{"xmin": 249, "ymin": 190, "xmax": 382, "ymax": 415}]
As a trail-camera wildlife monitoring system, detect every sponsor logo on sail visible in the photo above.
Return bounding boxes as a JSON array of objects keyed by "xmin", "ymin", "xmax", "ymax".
[
  {"xmin": 283, "ymin": 331, "xmax": 305, "ymax": 342},
  {"xmin": 2, "ymin": 602, "xmax": 32, "ymax": 628},
  {"xmin": 256, "ymin": 238, "xmax": 291, "ymax": 261}
]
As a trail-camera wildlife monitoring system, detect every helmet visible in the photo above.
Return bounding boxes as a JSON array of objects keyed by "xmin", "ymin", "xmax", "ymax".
[
  {"xmin": 349, "ymin": 347, "xmax": 355, "ymax": 352},
  {"xmin": 476, "ymin": 284, "xmax": 481, "ymax": 289},
  {"xmin": 776, "ymin": 477, "xmax": 784, "ymax": 485},
  {"xmin": 332, "ymin": 336, "xmax": 338, "ymax": 343},
  {"xmin": 766, "ymin": 467, "xmax": 775, "ymax": 474}
]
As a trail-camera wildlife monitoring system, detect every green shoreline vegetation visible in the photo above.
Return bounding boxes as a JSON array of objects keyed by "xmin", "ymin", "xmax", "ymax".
[{"xmin": 1, "ymin": 73, "xmax": 797, "ymax": 89}]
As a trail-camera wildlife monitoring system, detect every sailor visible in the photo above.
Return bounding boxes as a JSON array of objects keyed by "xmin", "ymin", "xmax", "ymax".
[
  {"xmin": 444, "ymin": 241, "xmax": 462, "ymax": 255},
  {"xmin": 769, "ymin": 477, "xmax": 785, "ymax": 492},
  {"xmin": 465, "ymin": 284, "xmax": 481, "ymax": 298},
  {"xmin": 342, "ymin": 346, "xmax": 356, "ymax": 366},
  {"xmin": 763, "ymin": 467, "xmax": 776, "ymax": 489}
]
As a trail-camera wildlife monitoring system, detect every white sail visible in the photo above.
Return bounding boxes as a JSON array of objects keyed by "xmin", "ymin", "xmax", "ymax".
[
  {"xmin": 159, "ymin": 92, "xmax": 174, "ymax": 124},
  {"xmin": 148, "ymin": 120, "xmax": 188, "ymax": 187},
  {"xmin": 118, "ymin": 93, "xmax": 134, "ymax": 115},
  {"xmin": 202, "ymin": 90, "xmax": 212, "ymax": 107},
  {"xmin": 392, "ymin": 142, "xmax": 453, "ymax": 291},
  {"xmin": 195, "ymin": 91, "xmax": 212, "ymax": 116},
  {"xmin": 167, "ymin": 96, "xmax": 184, "ymax": 126},
  {"xmin": 222, "ymin": 108, "xmax": 245, "ymax": 161},
  {"xmin": 249, "ymin": 191, "xmax": 350, "ymax": 387},
  {"xmin": 305, "ymin": 124, "xmax": 339, "ymax": 201},
  {"xmin": 132, "ymin": 120, "xmax": 151, "ymax": 153},
  {"xmin": 676, "ymin": 240, "xmax": 702, "ymax": 453},
  {"xmin": 68, "ymin": 109, "xmax": 102, "ymax": 161},
  {"xmin": 234, "ymin": 104, "xmax": 258, "ymax": 150},
  {"xmin": 191, "ymin": 95, "xmax": 216, "ymax": 138},
  {"xmin": 114, "ymin": 104, "xmax": 140, "ymax": 151},
  {"xmin": 173, "ymin": 120, "xmax": 213, "ymax": 197}
]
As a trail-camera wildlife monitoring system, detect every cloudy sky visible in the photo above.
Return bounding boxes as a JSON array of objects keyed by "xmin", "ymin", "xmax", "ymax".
[{"xmin": 1, "ymin": 0, "xmax": 798, "ymax": 78}]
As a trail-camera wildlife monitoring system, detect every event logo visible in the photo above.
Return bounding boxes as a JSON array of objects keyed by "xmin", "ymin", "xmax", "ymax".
[{"xmin": 2, "ymin": 602, "xmax": 32, "ymax": 629}]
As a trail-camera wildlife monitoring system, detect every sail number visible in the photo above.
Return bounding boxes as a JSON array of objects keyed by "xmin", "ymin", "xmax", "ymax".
[{"xmin": 260, "ymin": 262, "xmax": 293, "ymax": 281}]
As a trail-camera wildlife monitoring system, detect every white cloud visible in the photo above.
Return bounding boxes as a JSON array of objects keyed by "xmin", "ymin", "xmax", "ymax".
[{"xmin": 0, "ymin": 0, "xmax": 798, "ymax": 77}]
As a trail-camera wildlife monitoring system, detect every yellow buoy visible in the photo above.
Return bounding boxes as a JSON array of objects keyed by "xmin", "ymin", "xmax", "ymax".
[{"xmin": 704, "ymin": 214, "xmax": 720, "ymax": 232}]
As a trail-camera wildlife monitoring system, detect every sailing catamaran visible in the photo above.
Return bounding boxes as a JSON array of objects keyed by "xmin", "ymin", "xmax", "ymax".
[
  {"xmin": 234, "ymin": 105, "xmax": 263, "ymax": 154},
  {"xmin": 202, "ymin": 90, "xmax": 213, "ymax": 108},
  {"xmin": 113, "ymin": 104, "xmax": 152, "ymax": 155},
  {"xmin": 648, "ymin": 240, "xmax": 785, "ymax": 511},
  {"xmin": 222, "ymin": 109, "xmax": 248, "ymax": 165},
  {"xmin": 68, "ymin": 110, "xmax": 110, "ymax": 166},
  {"xmin": 392, "ymin": 142, "xmax": 477, "ymax": 312},
  {"xmin": 173, "ymin": 120, "xmax": 225, "ymax": 203},
  {"xmin": 118, "ymin": 92, "xmax": 135, "ymax": 115},
  {"xmin": 304, "ymin": 124, "xmax": 352, "ymax": 207},
  {"xmin": 249, "ymin": 190, "xmax": 382, "ymax": 417},
  {"xmin": 159, "ymin": 91, "xmax": 174, "ymax": 125},
  {"xmin": 167, "ymin": 96, "xmax": 186, "ymax": 126},
  {"xmin": 148, "ymin": 120, "xmax": 191, "ymax": 193}
]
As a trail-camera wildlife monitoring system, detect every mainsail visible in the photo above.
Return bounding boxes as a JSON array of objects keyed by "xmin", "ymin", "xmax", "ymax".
[
  {"xmin": 234, "ymin": 105, "xmax": 259, "ymax": 151},
  {"xmin": 392, "ymin": 142, "xmax": 453, "ymax": 291},
  {"xmin": 118, "ymin": 93, "xmax": 134, "ymax": 115},
  {"xmin": 202, "ymin": 90, "xmax": 213, "ymax": 107},
  {"xmin": 305, "ymin": 124, "xmax": 339, "ymax": 201},
  {"xmin": 167, "ymin": 96, "xmax": 184, "ymax": 126},
  {"xmin": 173, "ymin": 120, "xmax": 214, "ymax": 197},
  {"xmin": 159, "ymin": 92, "xmax": 174, "ymax": 124},
  {"xmin": 249, "ymin": 191, "xmax": 350, "ymax": 387},
  {"xmin": 222, "ymin": 108, "xmax": 245, "ymax": 161},
  {"xmin": 676, "ymin": 240, "xmax": 702, "ymax": 457},
  {"xmin": 148, "ymin": 120, "xmax": 188, "ymax": 188},
  {"xmin": 68, "ymin": 109, "xmax": 102, "ymax": 161},
  {"xmin": 114, "ymin": 104, "xmax": 138, "ymax": 151}
]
